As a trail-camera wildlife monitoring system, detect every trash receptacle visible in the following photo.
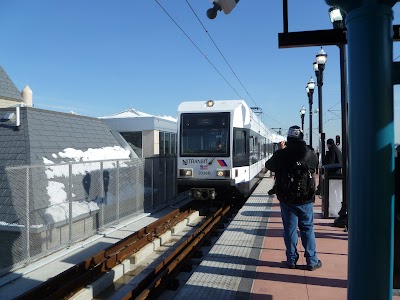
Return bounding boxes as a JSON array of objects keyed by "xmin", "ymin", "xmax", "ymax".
[{"xmin": 322, "ymin": 164, "xmax": 342, "ymax": 218}]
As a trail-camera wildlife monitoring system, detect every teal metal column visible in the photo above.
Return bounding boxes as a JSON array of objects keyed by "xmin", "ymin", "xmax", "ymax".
[{"xmin": 326, "ymin": 0, "xmax": 395, "ymax": 299}]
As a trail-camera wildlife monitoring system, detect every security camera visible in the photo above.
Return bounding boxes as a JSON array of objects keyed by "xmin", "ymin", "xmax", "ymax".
[
  {"xmin": 207, "ymin": 0, "xmax": 239, "ymax": 19},
  {"xmin": 207, "ymin": 2, "xmax": 221, "ymax": 19}
]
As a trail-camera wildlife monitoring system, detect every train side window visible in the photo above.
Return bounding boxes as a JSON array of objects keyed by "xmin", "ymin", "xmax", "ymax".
[
  {"xmin": 249, "ymin": 134, "xmax": 261, "ymax": 164},
  {"xmin": 234, "ymin": 130, "xmax": 246, "ymax": 155},
  {"xmin": 263, "ymin": 140, "xmax": 268, "ymax": 158},
  {"xmin": 261, "ymin": 137, "xmax": 266, "ymax": 159},
  {"xmin": 233, "ymin": 128, "xmax": 250, "ymax": 167}
]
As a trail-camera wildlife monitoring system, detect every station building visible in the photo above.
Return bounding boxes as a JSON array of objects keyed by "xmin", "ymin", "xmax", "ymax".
[
  {"xmin": 0, "ymin": 65, "xmax": 142, "ymax": 275},
  {"xmin": 100, "ymin": 108, "xmax": 177, "ymax": 158},
  {"xmin": 0, "ymin": 65, "xmax": 179, "ymax": 276}
]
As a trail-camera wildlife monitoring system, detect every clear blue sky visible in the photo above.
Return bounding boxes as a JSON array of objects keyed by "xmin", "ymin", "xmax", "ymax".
[{"xmin": 0, "ymin": 1, "xmax": 400, "ymax": 145}]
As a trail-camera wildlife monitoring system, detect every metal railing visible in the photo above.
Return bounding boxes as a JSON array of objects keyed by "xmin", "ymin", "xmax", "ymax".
[{"xmin": 0, "ymin": 156, "xmax": 177, "ymax": 276}]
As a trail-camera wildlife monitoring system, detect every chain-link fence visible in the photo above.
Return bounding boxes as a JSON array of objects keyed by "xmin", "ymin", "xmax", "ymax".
[
  {"xmin": 144, "ymin": 156, "xmax": 177, "ymax": 209},
  {"xmin": 0, "ymin": 156, "xmax": 177, "ymax": 276}
]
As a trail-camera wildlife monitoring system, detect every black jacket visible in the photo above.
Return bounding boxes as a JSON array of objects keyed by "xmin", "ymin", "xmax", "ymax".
[
  {"xmin": 265, "ymin": 139, "xmax": 318, "ymax": 203},
  {"xmin": 322, "ymin": 144, "xmax": 342, "ymax": 174}
]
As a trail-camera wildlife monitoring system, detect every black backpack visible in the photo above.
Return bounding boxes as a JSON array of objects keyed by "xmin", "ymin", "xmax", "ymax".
[{"xmin": 276, "ymin": 151, "xmax": 315, "ymax": 203}]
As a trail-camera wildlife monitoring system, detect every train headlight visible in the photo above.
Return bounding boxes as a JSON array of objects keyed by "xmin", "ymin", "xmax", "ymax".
[
  {"xmin": 216, "ymin": 170, "xmax": 230, "ymax": 177},
  {"xmin": 179, "ymin": 169, "xmax": 193, "ymax": 177},
  {"xmin": 206, "ymin": 100, "xmax": 215, "ymax": 107}
]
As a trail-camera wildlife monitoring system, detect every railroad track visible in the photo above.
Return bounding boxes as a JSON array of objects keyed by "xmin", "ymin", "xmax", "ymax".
[
  {"xmin": 15, "ymin": 198, "xmax": 245, "ymax": 300},
  {"xmin": 15, "ymin": 202, "xmax": 198, "ymax": 300},
  {"xmin": 116, "ymin": 204, "xmax": 233, "ymax": 300}
]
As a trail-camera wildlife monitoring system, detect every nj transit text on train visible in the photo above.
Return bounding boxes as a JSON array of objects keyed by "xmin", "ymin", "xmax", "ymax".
[{"xmin": 182, "ymin": 159, "xmax": 208, "ymax": 165}]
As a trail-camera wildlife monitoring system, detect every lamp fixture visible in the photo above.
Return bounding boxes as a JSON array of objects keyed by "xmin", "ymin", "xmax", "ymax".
[
  {"xmin": 316, "ymin": 47, "xmax": 328, "ymax": 65},
  {"xmin": 313, "ymin": 61, "xmax": 319, "ymax": 73},
  {"xmin": 307, "ymin": 77, "xmax": 315, "ymax": 91},
  {"xmin": 329, "ymin": 6, "xmax": 345, "ymax": 29}
]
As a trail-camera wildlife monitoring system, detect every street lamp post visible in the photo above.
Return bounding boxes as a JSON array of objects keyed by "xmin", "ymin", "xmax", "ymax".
[
  {"xmin": 314, "ymin": 47, "xmax": 327, "ymax": 167},
  {"xmin": 329, "ymin": 6, "xmax": 348, "ymax": 228},
  {"xmin": 300, "ymin": 106, "xmax": 306, "ymax": 131},
  {"xmin": 306, "ymin": 77, "xmax": 315, "ymax": 148}
]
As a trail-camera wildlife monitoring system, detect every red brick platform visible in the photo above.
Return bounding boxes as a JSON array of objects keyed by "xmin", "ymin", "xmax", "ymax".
[{"xmin": 251, "ymin": 194, "xmax": 400, "ymax": 300}]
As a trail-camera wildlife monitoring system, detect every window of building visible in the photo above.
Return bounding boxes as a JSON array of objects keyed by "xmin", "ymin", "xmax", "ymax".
[
  {"xmin": 171, "ymin": 133, "xmax": 176, "ymax": 154},
  {"xmin": 159, "ymin": 131, "xmax": 177, "ymax": 156},
  {"xmin": 120, "ymin": 131, "xmax": 142, "ymax": 158},
  {"xmin": 159, "ymin": 132, "xmax": 165, "ymax": 156},
  {"xmin": 165, "ymin": 133, "xmax": 171, "ymax": 155}
]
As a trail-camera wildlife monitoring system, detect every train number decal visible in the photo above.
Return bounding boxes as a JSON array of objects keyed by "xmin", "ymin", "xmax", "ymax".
[{"xmin": 198, "ymin": 170, "xmax": 211, "ymax": 175}]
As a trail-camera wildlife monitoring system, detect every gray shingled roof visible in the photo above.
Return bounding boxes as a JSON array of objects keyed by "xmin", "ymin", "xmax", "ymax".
[
  {"xmin": 0, "ymin": 65, "xmax": 23, "ymax": 102},
  {"xmin": 0, "ymin": 107, "xmax": 127, "ymax": 166},
  {"xmin": 0, "ymin": 107, "xmax": 135, "ymax": 227},
  {"xmin": 0, "ymin": 107, "xmax": 140, "ymax": 271},
  {"xmin": 25, "ymin": 108, "xmax": 127, "ymax": 165}
]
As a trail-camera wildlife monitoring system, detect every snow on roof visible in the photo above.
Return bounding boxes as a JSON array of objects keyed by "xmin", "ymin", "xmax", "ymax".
[
  {"xmin": 41, "ymin": 146, "xmax": 132, "ymax": 224},
  {"xmin": 158, "ymin": 115, "xmax": 177, "ymax": 122},
  {"xmin": 100, "ymin": 108, "xmax": 152, "ymax": 118},
  {"xmin": 100, "ymin": 108, "xmax": 176, "ymax": 122}
]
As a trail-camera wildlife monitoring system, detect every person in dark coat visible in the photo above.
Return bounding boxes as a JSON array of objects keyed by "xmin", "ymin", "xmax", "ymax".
[
  {"xmin": 265, "ymin": 125, "xmax": 322, "ymax": 271},
  {"xmin": 322, "ymin": 138, "xmax": 343, "ymax": 174},
  {"xmin": 316, "ymin": 138, "xmax": 343, "ymax": 194}
]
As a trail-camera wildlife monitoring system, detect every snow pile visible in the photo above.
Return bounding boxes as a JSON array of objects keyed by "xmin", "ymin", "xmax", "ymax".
[
  {"xmin": 43, "ymin": 181, "xmax": 100, "ymax": 224},
  {"xmin": 43, "ymin": 146, "xmax": 131, "ymax": 179},
  {"xmin": 42, "ymin": 146, "xmax": 133, "ymax": 224}
]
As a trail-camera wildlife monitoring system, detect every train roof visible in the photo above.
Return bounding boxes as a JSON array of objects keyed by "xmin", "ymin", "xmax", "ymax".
[
  {"xmin": 177, "ymin": 100, "xmax": 248, "ymax": 113},
  {"xmin": 178, "ymin": 100, "xmax": 280, "ymax": 136}
]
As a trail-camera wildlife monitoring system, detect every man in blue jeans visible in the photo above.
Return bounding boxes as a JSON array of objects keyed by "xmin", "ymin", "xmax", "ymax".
[{"xmin": 265, "ymin": 125, "xmax": 322, "ymax": 271}]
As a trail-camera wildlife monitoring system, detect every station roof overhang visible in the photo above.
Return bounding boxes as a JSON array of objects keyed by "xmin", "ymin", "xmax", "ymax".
[{"xmin": 278, "ymin": 24, "xmax": 400, "ymax": 49}]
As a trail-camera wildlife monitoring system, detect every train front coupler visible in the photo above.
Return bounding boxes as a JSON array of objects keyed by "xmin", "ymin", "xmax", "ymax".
[{"xmin": 189, "ymin": 188, "xmax": 216, "ymax": 200}]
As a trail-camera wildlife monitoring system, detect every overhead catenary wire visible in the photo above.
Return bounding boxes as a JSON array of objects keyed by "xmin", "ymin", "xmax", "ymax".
[
  {"xmin": 154, "ymin": 0, "xmax": 292, "ymax": 131},
  {"xmin": 153, "ymin": 0, "xmax": 243, "ymax": 99},
  {"xmin": 186, "ymin": 0, "xmax": 257, "ymax": 107},
  {"xmin": 324, "ymin": 101, "xmax": 341, "ymax": 124},
  {"xmin": 185, "ymin": 1, "xmax": 293, "ymax": 130}
]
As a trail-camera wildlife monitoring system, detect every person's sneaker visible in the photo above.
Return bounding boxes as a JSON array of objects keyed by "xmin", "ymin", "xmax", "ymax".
[
  {"xmin": 286, "ymin": 256, "xmax": 299, "ymax": 269},
  {"xmin": 307, "ymin": 260, "xmax": 322, "ymax": 271},
  {"xmin": 268, "ymin": 188, "xmax": 276, "ymax": 195},
  {"xmin": 287, "ymin": 263, "xmax": 296, "ymax": 269}
]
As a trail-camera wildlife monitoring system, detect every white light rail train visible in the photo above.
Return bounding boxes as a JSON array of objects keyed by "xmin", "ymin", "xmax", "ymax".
[{"xmin": 177, "ymin": 99, "xmax": 285, "ymax": 201}]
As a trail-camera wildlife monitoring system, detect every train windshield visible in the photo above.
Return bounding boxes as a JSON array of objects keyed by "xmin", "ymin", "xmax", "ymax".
[{"xmin": 180, "ymin": 112, "xmax": 230, "ymax": 157}]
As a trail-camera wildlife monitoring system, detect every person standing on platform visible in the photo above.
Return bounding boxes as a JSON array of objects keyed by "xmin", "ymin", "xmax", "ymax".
[
  {"xmin": 315, "ymin": 138, "xmax": 342, "ymax": 195},
  {"xmin": 322, "ymin": 138, "xmax": 342, "ymax": 173},
  {"xmin": 265, "ymin": 125, "xmax": 322, "ymax": 271}
]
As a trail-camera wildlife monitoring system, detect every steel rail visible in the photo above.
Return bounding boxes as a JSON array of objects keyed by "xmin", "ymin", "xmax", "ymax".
[
  {"xmin": 117, "ymin": 205, "xmax": 232, "ymax": 300},
  {"xmin": 15, "ymin": 204, "xmax": 195, "ymax": 300}
]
